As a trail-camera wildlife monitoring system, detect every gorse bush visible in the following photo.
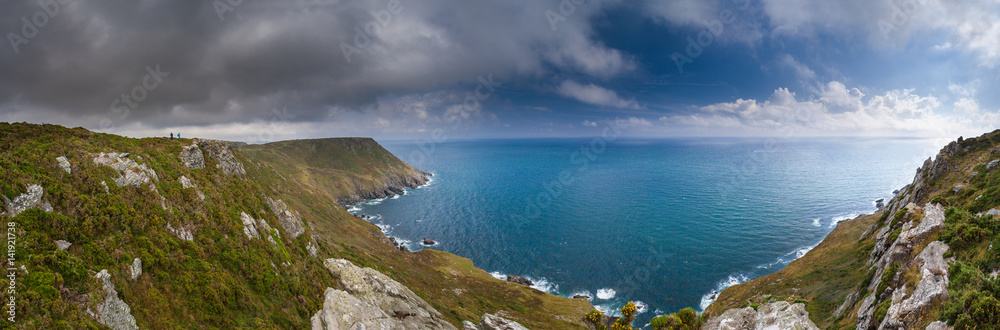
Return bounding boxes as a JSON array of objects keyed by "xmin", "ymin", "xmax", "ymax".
[
  {"xmin": 649, "ymin": 307, "xmax": 703, "ymax": 330},
  {"xmin": 583, "ymin": 301, "xmax": 638, "ymax": 330}
]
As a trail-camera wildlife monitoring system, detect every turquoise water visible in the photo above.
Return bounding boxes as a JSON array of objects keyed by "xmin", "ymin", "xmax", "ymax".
[{"xmin": 348, "ymin": 137, "xmax": 939, "ymax": 325}]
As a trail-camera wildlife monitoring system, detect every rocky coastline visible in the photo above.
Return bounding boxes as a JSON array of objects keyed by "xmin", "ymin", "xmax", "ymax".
[{"xmin": 338, "ymin": 170, "xmax": 433, "ymax": 206}]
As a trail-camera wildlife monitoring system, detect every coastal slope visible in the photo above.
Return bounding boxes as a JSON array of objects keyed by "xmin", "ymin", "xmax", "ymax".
[
  {"xmin": 704, "ymin": 130, "xmax": 1000, "ymax": 329},
  {"xmin": 0, "ymin": 123, "xmax": 591, "ymax": 329}
]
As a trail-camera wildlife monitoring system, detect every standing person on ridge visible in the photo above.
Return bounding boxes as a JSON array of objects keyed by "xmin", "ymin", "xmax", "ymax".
[{"xmin": 170, "ymin": 133, "xmax": 174, "ymax": 139}]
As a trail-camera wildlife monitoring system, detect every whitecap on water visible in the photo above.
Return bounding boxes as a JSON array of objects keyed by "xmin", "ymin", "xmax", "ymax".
[
  {"xmin": 596, "ymin": 288, "xmax": 616, "ymax": 300},
  {"xmin": 811, "ymin": 218, "xmax": 821, "ymax": 227},
  {"xmin": 375, "ymin": 223, "xmax": 392, "ymax": 234},
  {"xmin": 795, "ymin": 244, "xmax": 817, "ymax": 259},
  {"xmin": 418, "ymin": 175, "xmax": 435, "ymax": 188},
  {"xmin": 832, "ymin": 212, "xmax": 860, "ymax": 224},
  {"xmin": 526, "ymin": 276, "xmax": 557, "ymax": 293},
  {"xmin": 699, "ymin": 274, "xmax": 749, "ymax": 311},
  {"xmin": 489, "ymin": 271, "xmax": 507, "ymax": 281},
  {"xmin": 634, "ymin": 301, "xmax": 648, "ymax": 314}
]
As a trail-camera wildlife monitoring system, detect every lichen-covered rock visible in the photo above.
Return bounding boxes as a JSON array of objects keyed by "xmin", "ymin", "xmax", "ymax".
[
  {"xmin": 478, "ymin": 313, "xmax": 528, "ymax": 330},
  {"xmin": 55, "ymin": 240, "xmax": 72, "ymax": 251},
  {"xmin": 856, "ymin": 292, "xmax": 878, "ymax": 329},
  {"xmin": 167, "ymin": 222, "xmax": 194, "ymax": 241},
  {"xmin": 310, "ymin": 258, "xmax": 456, "ymax": 330},
  {"xmin": 3, "ymin": 184, "xmax": 53, "ymax": 217},
  {"xmin": 240, "ymin": 212, "xmax": 260, "ymax": 239},
  {"xmin": 926, "ymin": 320, "xmax": 952, "ymax": 330},
  {"xmin": 463, "ymin": 320, "xmax": 479, "ymax": 330},
  {"xmin": 878, "ymin": 241, "xmax": 950, "ymax": 329},
  {"xmin": 129, "ymin": 258, "xmax": 142, "ymax": 281},
  {"xmin": 988, "ymin": 159, "xmax": 999, "ymax": 171},
  {"xmin": 179, "ymin": 143, "xmax": 206, "ymax": 169},
  {"xmin": 306, "ymin": 240, "xmax": 318, "ymax": 258},
  {"xmin": 265, "ymin": 197, "xmax": 305, "ymax": 239},
  {"xmin": 95, "ymin": 270, "xmax": 138, "ymax": 330},
  {"xmin": 903, "ymin": 204, "xmax": 945, "ymax": 243},
  {"xmin": 239, "ymin": 212, "xmax": 273, "ymax": 240},
  {"xmin": 56, "ymin": 155, "xmax": 71, "ymax": 174},
  {"xmin": 92, "ymin": 152, "xmax": 158, "ymax": 187},
  {"xmin": 705, "ymin": 301, "xmax": 819, "ymax": 330},
  {"xmin": 179, "ymin": 176, "xmax": 196, "ymax": 189},
  {"xmin": 197, "ymin": 139, "xmax": 245, "ymax": 176}
]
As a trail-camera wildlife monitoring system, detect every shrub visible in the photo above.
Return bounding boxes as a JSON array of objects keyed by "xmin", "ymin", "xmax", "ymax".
[
  {"xmin": 889, "ymin": 208, "xmax": 908, "ymax": 228},
  {"xmin": 876, "ymin": 262, "xmax": 901, "ymax": 297},
  {"xmin": 887, "ymin": 229, "xmax": 902, "ymax": 245},
  {"xmin": 650, "ymin": 307, "xmax": 703, "ymax": 330},
  {"xmin": 873, "ymin": 299, "xmax": 891, "ymax": 323}
]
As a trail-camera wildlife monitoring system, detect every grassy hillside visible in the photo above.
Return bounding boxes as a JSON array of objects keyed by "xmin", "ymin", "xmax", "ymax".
[
  {"xmin": 703, "ymin": 130, "xmax": 1000, "ymax": 329},
  {"xmin": 0, "ymin": 123, "xmax": 591, "ymax": 329},
  {"xmin": 241, "ymin": 138, "xmax": 430, "ymax": 205}
]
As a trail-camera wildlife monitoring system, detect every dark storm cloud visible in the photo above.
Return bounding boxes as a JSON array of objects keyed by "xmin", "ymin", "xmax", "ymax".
[{"xmin": 0, "ymin": 0, "xmax": 632, "ymax": 129}]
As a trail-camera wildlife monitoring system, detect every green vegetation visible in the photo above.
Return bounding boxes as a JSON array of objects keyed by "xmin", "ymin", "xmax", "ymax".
[
  {"xmin": 876, "ymin": 262, "xmax": 901, "ymax": 298},
  {"xmin": 583, "ymin": 301, "xmax": 640, "ymax": 330},
  {"xmin": 649, "ymin": 307, "xmax": 704, "ymax": 330},
  {"xmin": 704, "ymin": 212, "xmax": 880, "ymax": 328},
  {"xmin": 0, "ymin": 123, "xmax": 591, "ymax": 328}
]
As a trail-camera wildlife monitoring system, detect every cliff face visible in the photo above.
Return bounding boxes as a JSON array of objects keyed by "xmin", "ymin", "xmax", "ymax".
[
  {"xmin": 240, "ymin": 138, "xmax": 431, "ymax": 205},
  {"xmin": 705, "ymin": 130, "xmax": 1000, "ymax": 329},
  {"xmin": 0, "ymin": 123, "xmax": 590, "ymax": 329}
]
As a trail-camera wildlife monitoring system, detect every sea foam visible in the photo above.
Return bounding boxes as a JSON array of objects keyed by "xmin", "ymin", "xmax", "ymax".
[
  {"xmin": 596, "ymin": 288, "xmax": 616, "ymax": 300},
  {"xmin": 699, "ymin": 274, "xmax": 749, "ymax": 311}
]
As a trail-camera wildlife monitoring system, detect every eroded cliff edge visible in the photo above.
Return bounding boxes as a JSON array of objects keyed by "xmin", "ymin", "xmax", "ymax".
[{"xmin": 705, "ymin": 131, "xmax": 1000, "ymax": 329}]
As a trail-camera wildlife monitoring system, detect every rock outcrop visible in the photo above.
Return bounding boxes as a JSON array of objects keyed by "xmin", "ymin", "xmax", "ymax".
[
  {"xmin": 310, "ymin": 258, "xmax": 456, "ymax": 329},
  {"xmin": 166, "ymin": 222, "xmax": 194, "ymax": 241},
  {"xmin": 477, "ymin": 313, "xmax": 528, "ymax": 330},
  {"xmin": 264, "ymin": 197, "xmax": 305, "ymax": 239},
  {"xmin": 878, "ymin": 241, "xmax": 950, "ymax": 329},
  {"xmin": 179, "ymin": 175, "xmax": 196, "ymax": 189},
  {"xmin": 56, "ymin": 155, "xmax": 71, "ymax": 174},
  {"xmin": 197, "ymin": 139, "xmax": 245, "ymax": 176},
  {"xmin": 506, "ymin": 275, "xmax": 533, "ymax": 286},
  {"xmin": 55, "ymin": 240, "xmax": 72, "ymax": 251},
  {"xmin": 3, "ymin": 184, "xmax": 53, "ymax": 217},
  {"xmin": 240, "ymin": 211, "xmax": 275, "ymax": 245},
  {"xmin": 92, "ymin": 152, "xmax": 158, "ymax": 187},
  {"xmin": 95, "ymin": 270, "xmax": 139, "ymax": 330},
  {"xmin": 129, "ymin": 258, "xmax": 142, "ymax": 281},
  {"xmin": 179, "ymin": 143, "xmax": 206, "ymax": 169},
  {"xmin": 704, "ymin": 301, "xmax": 819, "ymax": 330},
  {"xmin": 926, "ymin": 320, "xmax": 952, "ymax": 330}
]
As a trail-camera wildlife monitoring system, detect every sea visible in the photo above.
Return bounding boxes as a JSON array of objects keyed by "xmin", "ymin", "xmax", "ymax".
[{"xmin": 346, "ymin": 137, "xmax": 941, "ymax": 326}]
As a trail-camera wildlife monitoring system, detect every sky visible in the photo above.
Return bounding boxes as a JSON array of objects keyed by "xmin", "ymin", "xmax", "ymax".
[{"xmin": 1, "ymin": 0, "xmax": 999, "ymax": 142}]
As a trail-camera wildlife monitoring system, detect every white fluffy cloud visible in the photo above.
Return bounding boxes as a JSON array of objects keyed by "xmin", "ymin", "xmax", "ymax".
[
  {"xmin": 556, "ymin": 80, "xmax": 641, "ymax": 109},
  {"xmin": 660, "ymin": 81, "xmax": 1000, "ymax": 137},
  {"xmin": 762, "ymin": 0, "xmax": 1000, "ymax": 67}
]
